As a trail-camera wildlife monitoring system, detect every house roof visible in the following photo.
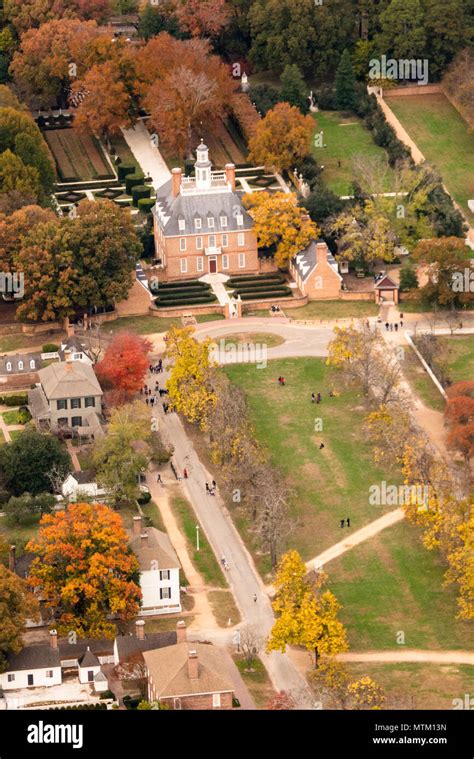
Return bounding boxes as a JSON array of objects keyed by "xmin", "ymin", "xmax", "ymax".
[
  {"xmin": 292, "ymin": 239, "xmax": 340, "ymax": 283},
  {"xmin": 78, "ymin": 648, "xmax": 100, "ymax": 668},
  {"xmin": 58, "ymin": 637, "xmax": 114, "ymax": 661},
  {"xmin": 375, "ymin": 274, "xmax": 399, "ymax": 290},
  {"xmin": 14, "ymin": 553, "xmax": 34, "ymax": 579},
  {"xmin": 129, "ymin": 528, "xmax": 180, "ymax": 571},
  {"xmin": 59, "ymin": 336, "xmax": 92, "ymax": 361},
  {"xmin": 143, "ymin": 642, "xmax": 233, "ymax": 698},
  {"xmin": 6, "ymin": 645, "xmax": 60, "ymax": 672},
  {"xmin": 27, "ymin": 386, "xmax": 50, "ymax": 419},
  {"xmin": 68, "ymin": 469, "xmax": 97, "ymax": 485},
  {"xmin": 38, "ymin": 361, "xmax": 102, "ymax": 400},
  {"xmin": 153, "ymin": 181, "xmax": 253, "ymax": 237},
  {"xmin": 115, "ymin": 631, "xmax": 177, "ymax": 662},
  {"xmin": 0, "ymin": 352, "xmax": 42, "ymax": 375}
]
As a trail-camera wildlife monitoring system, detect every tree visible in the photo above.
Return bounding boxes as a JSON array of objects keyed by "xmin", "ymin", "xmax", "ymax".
[
  {"xmin": 412, "ymin": 237, "xmax": 474, "ymax": 309},
  {"xmin": 243, "ymin": 191, "xmax": 318, "ymax": 267},
  {"xmin": 248, "ymin": 84, "xmax": 280, "ymax": 116},
  {"xmin": 329, "ymin": 204, "xmax": 396, "ymax": 267},
  {"xmin": 0, "ymin": 204, "xmax": 55, "ymax": 271},
  {"xmin": 4, "ymin": 0, "xmax": 111, "ymax": 33},
  {"xmin": 92, "ymin": 401, "xmax": 152, "ymax": 506},
  {"xmin": 445, "ymin": 382, "xmax": 474, "ymax": 462},
  {"xmin": 0, "ymin": 565, "xmax": 39, "ymax": 672},
  {"xmin": 0, "ymin": 430, "xmax": 71, "ymax": 496},
  {"xmin": 0, "ymin": 150, "xmax": 41, "ymax": 210},
  {"xmin": 0, "ymin": 106, "xmax": 56, "ymax": 199},
  {"xmin": 165, "ymin": 325, "xmax": 216, "ymax": 425},
  {"xmin": 138, "ymin": 4, "xmax": 181, "ymax": 40},
  {"xmin": 280, "ymin": 64, "xmax": 309, "ymax": 113},
  {"xmin": 247, "ymin": 102, "xmax": 314, "ymax": 172},
  {"xmin": 303, "ymin": 181, "xmax": 344, "ymax": 226},
  {"xmin": 308, "ymin": 658, "xmax": 352, "ymax": 709},
  {"xmin": 347, "ymin": 676, "xmax": 386, "ymax": 709},
  {"xmin": 255, "ymin": 466, "xmax": 293, "ymax": 568},
  {"xmin": 399, "ymin": 264, "xmax": 418, "ymax": 292},
  {"xmin": 95, "ymin": 332, "xmax": 152, "ymax": 402},
  {"xmin": 173, "ymin": 0, "xmax": 231, "ymax": 38},
  {"xmin": 335, "ymin": 49, "xmax": 356, "ymax": 111},
  {"xmin": 266, "ymin": 691, "xmax": 296, "ymax": 710},
  {"xmin": 26, "ymin": 502, "xmax": 141, "ymax": 637},
  {"xmin": 238, "ymin": 625, "xmax": 262, "ymax": 669},
  {"xmin": 4, "ymin": 492, "xmax": 56, "ymax": 526},
  {"xmin": 375, "ymin": 0, "xmax": 427, "ymax": 62}
]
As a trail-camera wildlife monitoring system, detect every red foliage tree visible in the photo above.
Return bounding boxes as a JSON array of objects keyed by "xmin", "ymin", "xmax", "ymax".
[
  {"xmin": 445, "ymin": 381, "xmax": 474, "ymax": 461},
  {"xmin": 266, "ymin": 691, "xmax": 295, "ymax": 710},
  {"xmin": 95, "ymin": 331, "xmax": 152, "ymax": 401}
]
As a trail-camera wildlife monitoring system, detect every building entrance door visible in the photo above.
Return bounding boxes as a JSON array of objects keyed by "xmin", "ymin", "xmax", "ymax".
[{"xmin": 209, "ymin": 257, "xmax": 217, "ymax": 273}]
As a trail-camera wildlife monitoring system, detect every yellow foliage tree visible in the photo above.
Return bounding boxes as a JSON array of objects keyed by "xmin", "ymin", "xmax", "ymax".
[
  {"xmin": 243, "ymin": 191, "xmax": 318, "ymax": 267},
  {"xmin": 347, "ymin": 676, "xmax": 386, "ymax": 710},
  {"xmin": 165, "ymin": 325, "xmax": 216, "ymax": 426},
  {"xmin": 247, "ymin": 102, "xmax": 314, "ymax": 172}
]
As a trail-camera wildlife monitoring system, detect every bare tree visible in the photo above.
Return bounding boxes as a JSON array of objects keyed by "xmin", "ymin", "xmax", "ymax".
[
  {"xmin": 254, "ymin": 465, "xmax": 294, "ymax": 569},
  {"xmin": 238, "ymin": 625, "xmax": 263, "ymax": 670}
]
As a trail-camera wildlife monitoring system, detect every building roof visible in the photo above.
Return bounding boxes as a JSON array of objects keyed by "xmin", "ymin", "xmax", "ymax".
[
  {"xmin": 59, "ymin": 336, "xmax": 92, "ymax": 361},
  {"xmin": 292, "ymin": 239, "xmax": 340, "ymax": 283},
  {"xmin": 38, "ymin": 360, "xmax": 102, "ymax": 401},
  {"xmin": 154, "ymin": 182, "xmax": 253, "ymax": 237},
  {"xmin": 0, "ymin": 352, "xmax": 42, "ymax": 375},
  {"xmin": 115, "ymin": 631, "xmax": 177, "ymax": 662},
  {"xmin": 78, "ymin": 648, "xmax": 100, "ymax": 668},
  {"xmin": 67, "ymin": 469, "xmax": 97, "ymax": 485},
  {"xmin": 27, "ymin": 386, "xmax": 50, "ymax": 419},
  {"xmin": 143, "ymin": 642, "xmax": 233, "ymax": 698},
  {"xmin": 6, "ymin": 645, "xmax": 60, "ymax": 672},
  {"xmin": 374, "ymin": 274, "xmax": 399, "ymax": 290},
  {"xmin": 14, "ymin": 553, "xmax": 34, "ymax": 579},
  {"xmin": 129, "ymin": 528, "xmax": 180, "ymax": 571},
  {"xmin": 58, "ymin": 637, "xmax": 115, "ymax": 661}
]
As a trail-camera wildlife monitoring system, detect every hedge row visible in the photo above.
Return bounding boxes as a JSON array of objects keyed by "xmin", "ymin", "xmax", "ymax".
[
  {"xmin": 240, "ymin": 288, "xmax": 293, "ymax": 301},
  {"xmin": 0, "ymin": 393, "xmax": 28, "ymax": 406},
  {"xmin": 156, "ymin": 280, "xmax": 208, "ymax": 290},
  {"xmin": 117, "ymin": 163, "xmax": 136, "ymax": 180},
  {"xmin": 230, "ymin": 282, "xmax": 289, "ymax": 292},
  {"xmin": 226, "ymin": 274, "xmax": 285, "ymax": 285},
  {"xmin": 125, "ymin": 172, "xmax": 145, "ymax": 194},
  {"xmin": 157, "ymin": 288, "xmax": 212, "ymax": 300},
  {"xmin": 155, "ymin": 294, "xmax": 217, "ymax": 307}
]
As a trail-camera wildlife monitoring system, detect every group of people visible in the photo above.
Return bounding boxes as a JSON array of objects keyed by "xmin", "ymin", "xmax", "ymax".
[
  {"xmin": 340, "ymin": 517, "xmax": 351, "ymax": 528},
  {"xmin": 384, "ymin": 313, "xmax": 404, "ymax": 330},
  {"xmin": 277, "ymin": 376, "xmax": 286, "ymax": 386},
  {"xmin": 270, "ymin": 304, "xmax": 281, "ymax": 313},
  {"xmin": 311, "ymin": 390, "xmax": 336, "ymax": 403},
  {"xmin": 149, "ymin": 360, "xmax": 163, "ymax": 373},
  {"xmin": 205, "ymin": 480, "xmax": 217, "ymax": 496}
]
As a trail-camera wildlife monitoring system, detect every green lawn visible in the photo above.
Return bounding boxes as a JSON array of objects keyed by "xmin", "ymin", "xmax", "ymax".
[
  {"xmin": 387, "ymin": 94, "xmax": 474, "ymax": 224},
  {"xmin": 207, "ymin": 589, "xmax": 241, "ymax": 627},
  {"xmin": 2, "ymin": 409, "xmax": 24, "ymax": 425},
  {"xmin": 233, "ymin": 655, "xmax": 274, "ymax": 709},
  {"xmin": 328, "ymin": 520, "xmax": 472, "ymax": 651},
  {"xmin": 289, "ymin": 300, "xmax": 379, "ymax": 320},
  {"xmin": 440, "ymin": 335, "xmax": 474, "ymax": 383},
  {"xmin": 105, "ymin": 313, "xmax": 224, "ymax": 337},
  {"xmin": 170, "ymin": 495, "xmax": 227, "ymax": 588},
  {"xmin": 225, "ymin": 358, "xmax": 403, "ymax": 569},
  {"xmin": 312, "ymin": 111, "xmax": 395, "ymax": 196},
  {"xmin": 401, "ymin": 346, "xmax": 446, "ymax": 412},
  {"xmin": 140, "ymin": 499, "xmax": 167, "ymax": 533},
  {"xmin": 0, "ymin": 333, "xmax": 54, "ymax": 352}
]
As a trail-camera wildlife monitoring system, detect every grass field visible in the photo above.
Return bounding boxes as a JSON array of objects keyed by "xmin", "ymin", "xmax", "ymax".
[
  {"xmin": 225, "ymin": 358, "xmax": 403, "ymax": 570},
  {"xmin": 401, "ymin": 345, "xmax": 445, "ymax": 411},
  {"xmin": 45, "ymin": 128, "xmax": 114, "ymax": 183},
  {"xmin": 387, "ymin": 94, "xmax": 474, "ymax": 224},
  {"xmin": 233, "ymin": 656, "xmax": 274, "ymax": 709},
  {"xmin": 328, "ymin": 520, "xmax": 472, "ymax": 651},
  {"xmin": 440, "ymin": 335, "xmax": 474, "ymax": 383},
  {"xmin": 105, "ymin": 313, "xmax": 224, "ymax": 337},
  {"xmin": 218, "ymin": 332, "xmax": 284, "ymax": 349},
  {"xmin": 170, "ymin": 495, "xmax": 227, "ymax": 588},
  {"xmin": 312, "ymin": 111, "xmax": 395, "ymax": 196},
  {"xmin": 289, "ymin": 300, "xmax": 379, "ymax": 320}
]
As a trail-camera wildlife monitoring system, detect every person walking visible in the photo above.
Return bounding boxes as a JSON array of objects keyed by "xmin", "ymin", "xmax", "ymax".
[
  {"xmin": 346, "ymin": 517, "xmax": 351, "ymax": 528},
  {"xmin": 319, "ymin": 442, "xmax": 325, "ymax": 450},
  {"xmin": 385, "ymin": 322, "xmax": 389, "ymax": 331},
  {"xmin": 183, "ymin": 468, "xmax": 188, "ymax": 479},
  {"xmin": 317, "ymin": 392, "xmax": 322, "ymax": 403},
  {"xmin": 253, "ymin": 594, "xmax": 257, "ymax": 603},
  {"xmin": 156, "ymin": 473, "xmax": 162, "ymax": 484},
  {"xmin": 394, "ymin": 323, "xmax": 398, "ymax": 332},
  {"xmin": 311, "ymin": 392, "xmax": 315, "ymax": 403},
  {"xmin": 205, "ymin": 482, "xmax": 210, "ymax": 494},
  {"xmin": 340, "ymin": 519, "xmax": 345, "ymax": 528},
  {"xmin": 212, "ymin": 479, "xmax": 216, "ymax": 489}
]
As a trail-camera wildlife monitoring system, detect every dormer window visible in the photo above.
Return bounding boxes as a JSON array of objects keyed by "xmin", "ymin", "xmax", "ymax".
[
  {"xmin": 18, "ymin": 360, "xmax": 23, "ymax": 371},
  {"xmin": 220, "ymin": 215, "xmax": 227, "ymax": 227},
  {"xmin": 178, "ymin": 218, "xmax": 185, "ymax": 231},
  {"xmin": 6, "ymin": 361, "xmax": 12, "ymax": 372},
  {"xmin": 207, "ymin": 216, "xmax": 215, "ymax": 228},
  {"xmin": 236, "ymin": 213, "xmax": 243, "ymax": 226},
  {"xmin": 194, "ymin": 218, "xmax": 202, "ymax": 230},
  {"xmin": 30, "ymin": 359, "xmax": 35, "ymax": 369}
]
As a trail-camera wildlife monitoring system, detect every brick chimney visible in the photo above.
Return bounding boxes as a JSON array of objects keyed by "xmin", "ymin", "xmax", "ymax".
[
  {"xmin": 187, "ymin": 650, "xmax": 199, "ymax": 680},
  {"xmin": 225, "ymin": 163, "xmax": 236, "ymax": 191},
  {"xmin": 67, "ymin": 324, "xmax": 75, "ymax": 337},
  {"xmin": 172, "ymin": 167, "xmax": 182, "ymax": 198},
  {"xmin": 64, "ymin": 349, "xmax": 73, "ymax": 363},
  {"xmin": 136, "ymin": 620, "xmax": 145, "ymax": 640},
  {"xmin": 176, "ymin": 620, "xmax": 186, "ymax": 644},
  {"xmin": 50, "ymin": 629, "xmax": 58, "ymax": 649},
  {"xmin": 8, "ymin": 545, "xmax": 16, "ymax": 573},
  {"xmin": 315, "ymin": 241, "xmax": 329, "ymax": 263},
  {"xmin": 133, "ymin": 515, "xmax": 142, "ymax": 536}
]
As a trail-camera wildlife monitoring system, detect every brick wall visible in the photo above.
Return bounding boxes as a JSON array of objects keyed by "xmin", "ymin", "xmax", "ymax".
[{"xmin": 161, "ymin": 691, "xmax": 234, "ymax": 710}]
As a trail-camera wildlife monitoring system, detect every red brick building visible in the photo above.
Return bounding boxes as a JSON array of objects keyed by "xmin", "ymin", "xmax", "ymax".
[{"xmin": 152, "ymin": 142, "xmax": 259, "ymax": 281}]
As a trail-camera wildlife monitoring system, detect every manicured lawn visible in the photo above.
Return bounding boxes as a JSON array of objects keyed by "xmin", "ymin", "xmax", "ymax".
[
  {"xmin": 170, "ymin": 495, "xmax": 227, "ymax": 588},
  {"xmin": 225, "ymin": 358, "xmax": 403, "ymax": 569},
  {"xmin": 439, "ymin": 335, "xmax": 474, "ymax": 383},
  {"xmin": 401, "ymin": 345, "xmax": 445, "ymax": 412},
  {"xmin": 312, "ymin": 111, "xmax": 395, "ymax": 196},
  {"xmin": 344, "ymin": 662, "xmax": 474, "ymax": 710},
  {"xmin": 208, "ymin": 589, "xmax": 241, "ymax": 627},
  {"xmin": 328, "ymin": 520, "xmax": 472, "ymax": 651},
  {"xmin": 217, "ymin": 332, "xmax": 284, "ymax": 349},
  {"xmin": 140, "ymin": 500, "xmax": 167, "ymax": 533},
  {"xmin": 105, "ymin": 313, "xmax": 224, "ymax": 337},
  {"xmin": 0, "ymin": 333, "xmax": 51, "ymax": 352},
  {"xmin": 233, "ymin": 656, "xmax": 274, "ymax": 709},
  {"xmin": 387, "ymin": 94, "xmax": 474, "ymax": 224},
  {"xmin": 289, "ymin": 300, "xmax": 379, "ymax": 320},
  {"xmin": 2, "ymin": 409, "xmax": 25, "ymax": 425}
]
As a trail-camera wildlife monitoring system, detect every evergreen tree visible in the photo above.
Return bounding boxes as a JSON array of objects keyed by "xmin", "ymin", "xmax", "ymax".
[
  {"xmin": 280, "ymin": 64, "xmax": 309, "ymax": 113},
  {"xmin": 335, "ymin": 49, "xmax": 356, "ymax": 111}
]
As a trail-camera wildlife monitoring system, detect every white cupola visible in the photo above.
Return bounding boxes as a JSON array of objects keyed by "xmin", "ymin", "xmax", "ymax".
[{"xmin": 194, "ymin": 140, "xmax": 212, "ymax": 190}]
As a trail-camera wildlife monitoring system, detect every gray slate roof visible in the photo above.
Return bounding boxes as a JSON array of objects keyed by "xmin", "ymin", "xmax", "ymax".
[
  {"xmin": 153, "ymin": 180, "xmax": 254, "ymax": 236},
  {"xmin": 58, "ymin": 638, "xmax": 114, "ymax": 661},
  {"xmin": 28, "ymin": 386, "xmax": 50, "ymax": 419},
  {"xmin": 78, "ymin": 648, "xmax": 100, "ymax": 668},
  {"xmin": 59, "ymin": 336, "xmax": 92, "ymax": 361},
  {"xmin": 0, "ymin": 352, "xmax": 42, "ymax": 374},
  {"xmin": 7, "ymin": 645, "xmax": 60, "ymax": 672},
  {"xmin": 292, "ymin": 239, "xmax": 339, "ymax": 283},
  {"xmin": 68, "ymin": 469, "xmax": 97, "ymax": 485},
  {"xmin": 115, "ymin": 631, "xmax": 177, "ymax": 662},
  {"xmin": 39, "ymin": 361, "xmax": 102, "ymax": 400}
]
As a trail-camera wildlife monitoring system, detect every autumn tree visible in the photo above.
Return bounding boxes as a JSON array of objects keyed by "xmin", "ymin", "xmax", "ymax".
[
  {"xmin": 413, "ymin": 237, "xmax": 474, "ymax": 309},
  {"xmin": 243, "ymin": 191, "xmax": 318, "ymax": 267},
  {"xmin": 247, "ymin": 102, "xmax": 314, "ymax": 172},
  {"xmin": 347, "ymin": 676, "xmax": 386, "ymax": 710},
  {"xmin": 165, "ymin": 325, "xmax": 216, "ymax": 425},
  {"xmin": 4, "ymin": 0, "xmax": 111, "ymax": 34},
  {"xmin": 0, "ymin": 150, "xmax": 41, "ymax": 212},
  {"xmin": 266, "ymin": 691, "xmax": 296, "ymax": 710},
  {"xmin": 329, "ymin": 203, "xmax": 396, "ymax": 267},
  {"xmin": 0, "ymin": 430, "xmax": 71, "ymax": 497},
  {"xmin": 0, "ymin": 565, "xmax": 40, "ymax": 672},
  {"xmin": 445, "ymin": 382, "xmax": 474, "ymax": 462},
  {"xmin": 0, "ymin": 106, "xmax": 56, "ymax": 200},
  {"xmin": 255, "ymin": 466, "xmax": 293, "ymax": 568},
  {"xmin": 172, "ymin": 0, "xmax": 231, "ymax": 38},
  {"xmin": 95, "ymin": 332, "xmax": 152, "ymax": 402},
  {"xmin": 27, "ymin": 503, "xmax": 141, "ymax": 637}
]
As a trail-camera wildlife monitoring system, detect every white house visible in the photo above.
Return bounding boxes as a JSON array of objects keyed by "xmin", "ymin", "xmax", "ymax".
[
  {"xmin": 0, "ymin": 646, "xmax": 62, "ymax": 692},
  {"xmin": 58, "ymin": 336, "xmax": 94, "ymax": 365},
  {"xmin": 61, "ymin": 470, "xmax": 108, "ymax": 502},
  {"xmin": 129, "ymin": 516, "xmax": 181, "ymax": 616}
]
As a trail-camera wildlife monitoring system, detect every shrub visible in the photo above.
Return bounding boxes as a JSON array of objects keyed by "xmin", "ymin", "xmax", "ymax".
[
  {"xmin": 230, "ymin": 92, "xmax": 260, "ymax": 142},
  {"xmin": 117, "ymin": 163, "xmax": 136, "ymax": 180},
  {"xmin": 125, "ymin": 172, "xmax": 145, "ymax": 194},
  {"xmin": 99, "ymin": 690, "xmax": 115, "ymax": 700},
  {"xmin": 138, "ymin": 198, "xmax": 155, "ymax": 213},
  {"xmin": 155, "ymin": 294, "xmax": 217, "ymax": 307},
  {"xmin": 132, "ymin": 185, "xmax": 151, "ymax": 206},
  {"xmin": 42, "ymin": 343, "xmax": 58, "ymax": 353},
  {"xmin": 1, "ymin": 393, "xmax": 28, "ymax": 406},
  {"xmin": 157, "ymin": 287, "xmax": 212, "ymax": 299},
  {"xmin": 240, "ymin": 288, "xmax": 292, "ymax": 300},
  {"xmin": 399, "ymin": 266, "xmax": 419, "ymax": 292},
  {"xmin": 157, "ymin": 280, "xmax": 208, "ymax": 290},
  {"xmin": 137, "ymin": 491, "xmax": 152, "ymax": 505}
]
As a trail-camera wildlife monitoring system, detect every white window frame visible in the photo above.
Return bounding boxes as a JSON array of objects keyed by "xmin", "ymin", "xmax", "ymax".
[
  {"xmin": 46, "ymin": 670, "xmax": 53, "ymax": 678},
  {"xmin": 6, "ymin": 362, "xmax": 11, "ymax": 372},
  {"xmin": 196, "ymin": 236, "xmax": 203, "ymax": 250},
  {"xmin": 220, "ymin": 215, "xmax": 227, "ymax": 227},
  {"xmin": 221, "ymin": 234, "xmax": 228, "ymax": 248},
  {"xmin": 18, "ymin": 360, "xmax": 23, "ymax": 371},
  {"xmin": 180, "ymin": 258, "xmax": 188, "ymax": 274},
  {"xmin": 179, "ymin": 238, "xmax": 187, "ymax": 252},
  {"xmin": 178, "ymin": 219, "xmax": 185, "ymax": 231},
  {"xmin": 236, "ymin": 213, "xmax": 243, "ymax": 226},
  {"xmin": 7, "ymin": 674, "xmax": 15, "ymax": 682},
  {"xmin": 196, "ymin": 256, "xmax": 204, "ymax": 272},
  {"xmin": 30, "ymin": 359, "xmax": 36, "ymax": 369},
  {"xmin": 160, "ymin": 587, "xmax": 171, "ymax": 600},
  {"xmin": 159, "ymin": 570, "xmax": 170, "ymax": 581},
  {"xmin": 238, "ymin": 253, "xmax": 246, "ymax": 268},
  {"xmin": 173, "ymin": 697, "xmax": 182, "ymax": 710},
  {"xmin": 207, "ymin": 216, "xmax": 215, "ymax": 228},
  {"xmin": 208, "ymin": 235, "xmax": 216, "ymax": 248},
  {"xmin": 212, "ymin": 693, "xmax": 221, "ymax": 708},
  {"xmin": 238, "ymin": 232, "xmax": 245, "ymax": 247},
  {"xmin": 194, "ymin": 217, "xmax": 202, "ymax": 230},
  {"xmin": 222, "ymin": 254, "xmax": 229, "ymax": 270}
]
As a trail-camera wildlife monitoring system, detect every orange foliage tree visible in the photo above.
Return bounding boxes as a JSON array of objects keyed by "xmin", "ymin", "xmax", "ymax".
[
  {"xmin": 445, "ymin": 381, "xmax": 474, "ymax": 462},
  {"xmin": 26, "ymin": 502, "xmax": 141, "ymax": 638},
  {"xmin": 95, "ymin": 331, "xmax": 152, "ymax": 403},
  {"xmin": 247, "ymin": 102, "xmax": 314, "ymax": 172},
  {"xmin": 172, "ymin": 0, "xmax": 231, "ymax": 38}
]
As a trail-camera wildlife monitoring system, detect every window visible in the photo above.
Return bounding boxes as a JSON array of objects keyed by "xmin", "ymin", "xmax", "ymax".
[
  {"xmin": 238, "ymin": 232, "xmax": 245, "ymax": 247},
  {"xmin": 178, "ymin": 218, "xmax": 185, "ymax": 231},
  {"xmin": 87, "ymin": 670, "xmax": 94, "ymax": 682},
  {"xmin": 179, "ymin": 238, "xmax": 187, "ymax": 252},
  {"xmin": 221, "ymin": 234, "xmax": 228, "ymax": 248},
  {"xmin": 238, "ymin": 253, "xmax": 246, "ymax": 268},
  {"xmin": 208, "ymin": 235, "xmax": 216, "ymax": 248},
  {"xmin": 160, "ymin": 587, "xmax": 171, "ymax": 600},
  {"xmin": 222, "ymin": 255, "xmax": 229, "ymax": 270},
  {"xmin": 236, "ymin": 213, "xmax": 243, "ymax": 226},
  {"xmin": 195, "ymin": 236, "xmax": 203, "ymax": 250},
  {"xmin": 27, "ymin": 674, "xmax": 34, "ymax": 686},
  {"xmin": 70, "ymin": 398, "xmax": 81, "ymax": 409},
  {"xmin": 160, "ymin": 570, "xmax": 170, "ymax": 581},
  {"xmin": 46, "ymin": 670, "xmax": 53, "ymax": 678},
  {"xmin": 58, "ymin": 417, "xmax": 68, "ymax": 427},
  {"xmin": 18, "ymin": 360, "xmax": 23, "ymax": 371},
  {"xmin": 7, "ymin": 674, "xmax": 15, "ymax": 682},
  {"xmin": 220, "ymin": 215, "xmax": 227, "ymax": 227},
  {"xmin": 194, "ymin": 218, "xmax": 202, "ymax": 230},
  {"xmin": 180, "ymin": 258, "xmax": 188, "ymax": 274},
  {"xmin": 6, "ymin": 362, "xmax": 11, "ymax": 372},
  {"xmin": 57, "ymin": 399, "xmax": 67, "ymax": 411},
  {"xmin": 196, "ymin": 256, "xmax": 204, "ymax": 272},
  {"xmin": 173, "ymin": 697, "xmax": 182, "ymax": 710},
  {"xmin": 85, "ymin": 397, "xmax": 95, "ymax": 408},
  {"xmin": 212, "ymin": 693, "xmax": 221, "ymax": 708},
  {"xmin": 71, "ymin": 416, "xmax": 82, "ymax": 427},
  {"xmin": 207, "ymin": 216, "xmax": 214, "ymax": 228},
  {"xmin": 30, "ymin": 359, "xmax": 36, "ymax": 369}
]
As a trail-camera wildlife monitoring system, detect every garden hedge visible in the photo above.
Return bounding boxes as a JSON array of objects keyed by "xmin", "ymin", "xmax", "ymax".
[
  {"xmin": 0, "ymin": 393, "xmax": 29, "ymax": 406},
  {"xmin": 226, "ymin": 274, "xmax": 285, "ymax": 285},
  {"xmin": 155, "ymin": 294, "xmax": 217, "ymax": 307},
  {"xmin": 138, "ymin": 198, "xmax": 155, "ymax": 213},
  {"xmin": 157, "ymin": 280, "xmax": 208, "ymax": 290},
  {"xmin": 117, "ymin": 163, "xmax": 136, "ymax": 180},
  {"xmin": 125, "ymin": 172, "xmax": 145, "ymax": 194},
  {"xmin": 132, "ymin": 185, "xmax": 151, "ymax": 206},
  {"xmin": 157, "ymin": 288, "xmax": 212, "ymax": 299},
  {"xmin": 239, "ymin": 289, "xmax": 292, "ymax": 301},
  {"xmin": 42, "ymin": 343, "xmax": 58, "ymax": 352},
  {"xmin": 234, "ymin": 287, "xmax": 292, "ymax": 296}
]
